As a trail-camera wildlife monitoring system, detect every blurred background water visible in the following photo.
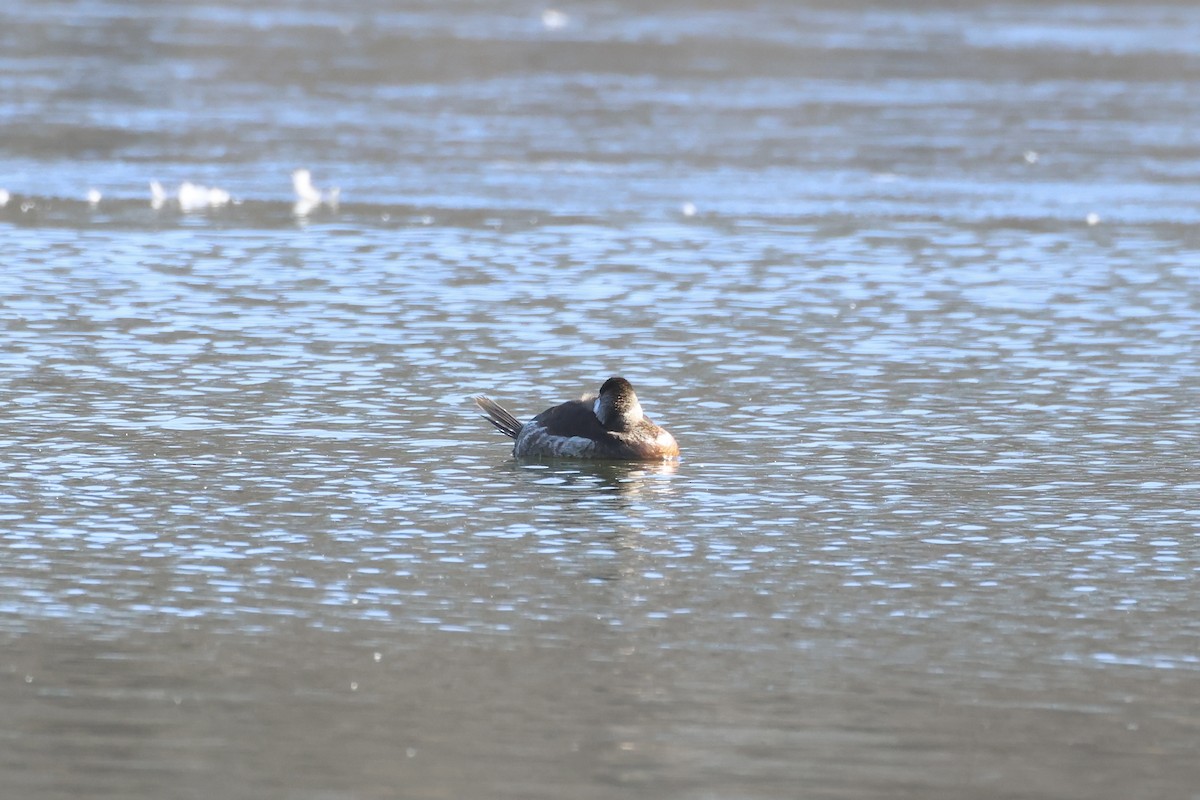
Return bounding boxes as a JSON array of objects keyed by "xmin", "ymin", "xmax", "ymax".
[{"xmin": 2, "ymin": 1, "xmax": 1199, "ymax": 798}]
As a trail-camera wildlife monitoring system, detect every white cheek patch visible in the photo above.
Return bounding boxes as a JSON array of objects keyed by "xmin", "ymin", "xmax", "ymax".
[{"xmin": 593, "ymin": 397, "xmax": 602, "ymax": 418}]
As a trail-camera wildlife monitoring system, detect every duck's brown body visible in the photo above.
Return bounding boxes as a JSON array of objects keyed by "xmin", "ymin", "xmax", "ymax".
[{"xmin": 475, "ymin": 377, "xmax": 679, "ymax": 461}]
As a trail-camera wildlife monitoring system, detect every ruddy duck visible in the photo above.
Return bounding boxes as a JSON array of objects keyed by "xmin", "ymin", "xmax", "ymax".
[{"xmin": 475, "ymin": 377, "xmax": 679, "ymax": 461}]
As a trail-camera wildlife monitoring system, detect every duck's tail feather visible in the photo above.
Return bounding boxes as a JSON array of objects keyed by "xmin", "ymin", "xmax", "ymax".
[{"xmin": 474, "ymin": 395, "xmax": 522, "ymax": 439}]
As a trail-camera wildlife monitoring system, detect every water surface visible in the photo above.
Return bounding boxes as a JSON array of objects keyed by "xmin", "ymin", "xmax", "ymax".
[{"xmin": 2, "ymin": 2, "xmax": 1199, "ymax": 798}]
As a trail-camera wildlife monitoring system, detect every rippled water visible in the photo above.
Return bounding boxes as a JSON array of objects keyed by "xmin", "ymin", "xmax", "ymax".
[{"xmin": 2, "ymin": 2, "xmax": 1199, "ymax": 799}]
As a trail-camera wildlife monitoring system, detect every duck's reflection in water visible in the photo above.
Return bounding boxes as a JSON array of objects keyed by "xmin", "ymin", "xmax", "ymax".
[
  {"xmin": 506, "ymin": 457, "xmax": 679, "ymax": 497},
  {"xmin": 473, "ymin": 460, "xmax": 682, "ymax": 584}
]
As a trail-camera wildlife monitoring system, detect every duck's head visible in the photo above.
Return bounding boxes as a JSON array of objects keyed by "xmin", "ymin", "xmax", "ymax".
[{"xmin": 593, "ymin": 376, "xmax": 644, "ymax": 432}]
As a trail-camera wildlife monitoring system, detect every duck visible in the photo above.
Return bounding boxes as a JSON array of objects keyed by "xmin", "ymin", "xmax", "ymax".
[{"xmin": 475, "ymin": 377, "xmax": 679, "ymax": 460}]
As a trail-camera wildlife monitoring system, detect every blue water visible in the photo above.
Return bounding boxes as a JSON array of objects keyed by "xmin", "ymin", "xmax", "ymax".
[{"xmin": 2, "ymin": 2, "xmax": 1199, "ymax": 799}]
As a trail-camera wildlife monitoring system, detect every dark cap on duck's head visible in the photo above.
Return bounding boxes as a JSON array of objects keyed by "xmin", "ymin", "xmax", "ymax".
[{"xmin": 593, "ymin": 376, "xmax": 643, "ymax": 431}]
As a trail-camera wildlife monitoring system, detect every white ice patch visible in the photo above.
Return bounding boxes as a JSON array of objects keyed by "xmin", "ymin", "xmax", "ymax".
[{"xmin": 293, "ymin": 168, "xmax": 340, "ymax": 216}]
